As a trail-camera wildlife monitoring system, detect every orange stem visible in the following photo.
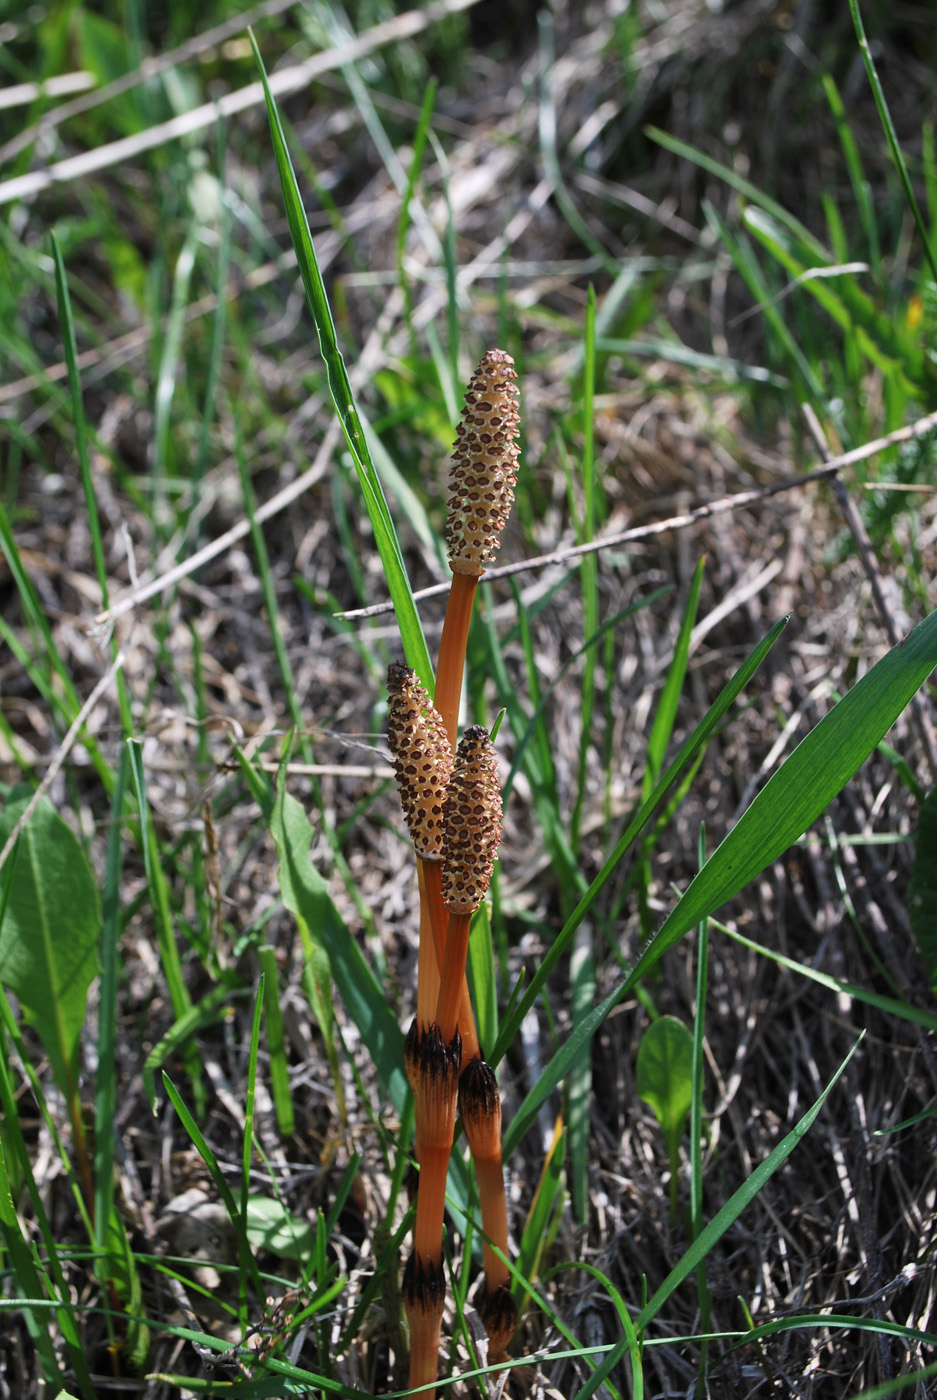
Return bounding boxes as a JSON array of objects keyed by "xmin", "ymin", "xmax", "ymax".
[
  {"xmin": 475, "ymin": 1156, "xmax": 510, "ymax": 1293},
  {"xmin": 434, "ymin": 569, "xmax": 479, "ymax": 752},
  {"xmin": 416, "ymin": 861, "xmax": 440, "ymax": 1031},
  {"xmin": 421, "ymin": 860, "xmax": 479, "ymax": 1061},
  {"xmin": 402, "ymin": 1252, "xmax": 445, "ymax": 1398},
  {"xmin": 436, "ymin": 911, "xmax": 471, "ymax": 1044}
]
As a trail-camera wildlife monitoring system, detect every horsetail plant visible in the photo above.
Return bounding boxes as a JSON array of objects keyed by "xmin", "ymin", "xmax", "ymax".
[{"xmin": 389, "ymin": 351, "xmax": 520, "ymax": 1395}]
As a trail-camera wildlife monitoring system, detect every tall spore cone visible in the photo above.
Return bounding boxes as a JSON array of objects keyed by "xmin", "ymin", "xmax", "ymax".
[
  {"xmin": 441, "ymin": 726, "xmax": 502, "ymax": 915},
  {"xmin": 387, "ymin": 662, "xmax": 453, "ymax": 860},
  {"xmin": 446, "ymin": 349, "xmax": 521, "ymax": 579}
]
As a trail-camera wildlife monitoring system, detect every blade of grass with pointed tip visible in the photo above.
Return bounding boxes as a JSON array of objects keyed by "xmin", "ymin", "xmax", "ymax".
[
  {"xmin": 249, "ymin": 30, "xmax": 432, "ymax": 693},
  {"xmin": 570, "ymin": 287, "xmax": 598, "ymax": 856},
  {"xmin": 717, "ymin": 918, "xmax": 937, "ymax": 1034}
]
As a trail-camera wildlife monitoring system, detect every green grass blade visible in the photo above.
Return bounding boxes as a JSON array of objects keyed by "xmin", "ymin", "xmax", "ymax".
[
  {"xmin": 646, "ymin": 558, "xmax": 704, "ymax": 788},
  {"xmin": 258, "ymin": 946, "xmax": 295, "ymax": 1137},
  {"xmin": 142, "ymin": 985, "xmax": 246, "ymax": 1111},
  {"xmin": 0, "ymin": 1137, "xmax": 65, "ymax": 1390},
  {"xmin": 0, "ymin": 1016, "xmax": 94, "ymax": 1395},
  {"xmin": 93, "ymin": 745, "xmax": 129, "ymax": 1263},
  {"xmin": 717, "ymin": 920, "xmax": 937, "ymax": 1034},
  {"xmin": 634, "ymin": 1037, "xmax": 861, "ymax": 1330},
  {"xmin": 249, "ymin": 30, "xmax": 432, "ymax": 692},
  {"xmin": 153, "ymin": 226, "xmax": 198, "ymax": 531},
  {"xmin": 241, "ymin": 978, "xmax": 265, "ymax": 1330},
  {"xmin": 568, "ymin": 919, "xmax": 595, "ymax": 1224},
  {"xmin": 570, "ymin": 287, "xmax": 598, "ymax": 856},
  {"xmin": 848, "ymin": 0, "xmax": 937, "ymax": 284},
  {"xmin": 235, "ymin": 422, "xmax": 303, "ymax": 730},
  {"xmin": 690, "ymin": 828, "xmax": 712, "ymax": 1393},
  {"xmin": 467, "ymin": 903, "xmax": 498, "ymax": 1055},
  {"xmin": 268, "ymin": 755, "xmax": 408, "ymax": 1114},
  {"xmin": 822, "ymin": 73, "xmax": 880, "ymax": 275},
  {"xmin": 647, "ymin": 126, "xmax": 830, "ymax": 261},
  {"xmin": 127, "ymin": 738, "xmax": 203, "ymax": 1112},
  {"xmin": 702, "ymin": 202, "xmax": 823, "ymax": 398},
  {"xmin": 556, "ymin": 1262, "xmax": 642, "ymax": 1400},
  {"xmin": 515, "ymin": 1120, "xmax": 566, "ymax": 1314}
]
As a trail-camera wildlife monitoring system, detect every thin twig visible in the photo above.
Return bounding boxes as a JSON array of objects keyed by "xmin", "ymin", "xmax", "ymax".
[{"xmin": 339, "ymin": 405, "xmax": 937, "ymax": 619}]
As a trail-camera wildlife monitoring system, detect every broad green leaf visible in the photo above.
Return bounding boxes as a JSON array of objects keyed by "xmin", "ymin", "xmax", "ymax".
[
  {"xmin": 637, "ymin": 1014, "xmax": 693, "ymax": 1223},
  {"xmin": 245, "ymin": 1195, "xmax": 315, "ymax": 1261},
  {"xmin": 0, "ymin": 788, "xmax": 100, "ymax": 1098},
  {"xmin": 636, "ymin": 1015, "xmax": 693, "ymax": 1151},
  {"xmin": 909, "ymin": 788, "xmax": 937, "ymax": 993}
]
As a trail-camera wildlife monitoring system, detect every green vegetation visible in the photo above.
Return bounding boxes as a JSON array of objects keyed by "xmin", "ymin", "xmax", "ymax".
[{"xmin": 2, "ymin": 2, "xmax": 937, "ymax": 1396}]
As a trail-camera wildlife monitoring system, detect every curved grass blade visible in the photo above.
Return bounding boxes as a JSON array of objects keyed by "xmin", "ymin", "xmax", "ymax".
[
  {"xmin": 718, "ymin": 919, "xmax": 937, "ymax": 1034},
  {"xmin": 548, "ymin": 1262, "xmax": 642, "ymax": 1400},
  {"xmin": 249, "ymin": 30, "xmax": 432, "ymax": 692}
]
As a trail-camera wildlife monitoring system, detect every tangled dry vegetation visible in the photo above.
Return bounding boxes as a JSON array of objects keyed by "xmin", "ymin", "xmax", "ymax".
[{"xmin": 2, "ymin": 1, "xmax": 937, "ymax": 1396}]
